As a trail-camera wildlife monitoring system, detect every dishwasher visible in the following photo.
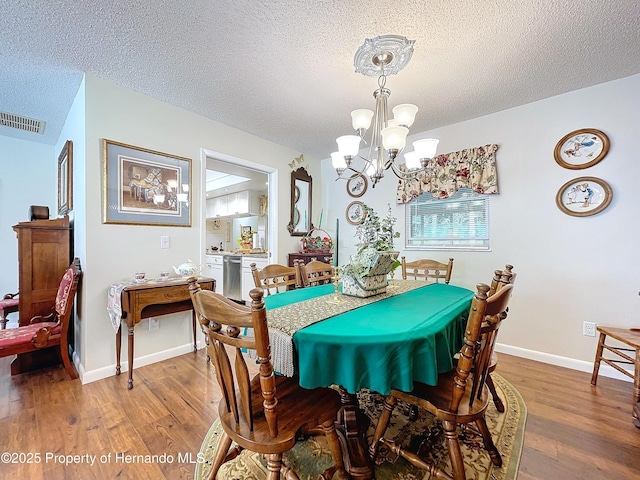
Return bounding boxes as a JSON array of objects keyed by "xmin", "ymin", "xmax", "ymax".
[{"xmin": 223, "ymin": 255, "xmax": 242, "ymax": 302}]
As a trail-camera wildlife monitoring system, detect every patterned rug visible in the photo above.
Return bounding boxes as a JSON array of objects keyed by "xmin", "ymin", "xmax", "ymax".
[{"xmin": 195, "ymin": 374, "xmax": 526, "ymax": 480}]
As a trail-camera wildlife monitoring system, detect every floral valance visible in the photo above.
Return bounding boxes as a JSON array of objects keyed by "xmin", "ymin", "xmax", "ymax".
[{"xmin": 396, "ymin": 144, "xmax": 499, "ymax": 204}]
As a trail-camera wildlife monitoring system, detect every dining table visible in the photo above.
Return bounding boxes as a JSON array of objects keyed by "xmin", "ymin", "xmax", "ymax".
[{"xmin": 263, "ymin": 279, "xmax": 474, "ymax": 480}]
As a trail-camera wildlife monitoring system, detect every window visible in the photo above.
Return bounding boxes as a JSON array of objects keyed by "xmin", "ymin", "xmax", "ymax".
[{"xmin": 405, "ymin": 188, "xmax": 490, "ymax": 251}]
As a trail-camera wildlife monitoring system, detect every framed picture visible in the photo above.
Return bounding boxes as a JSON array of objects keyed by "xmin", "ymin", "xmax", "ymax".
[
  {"xmin": 346, "ymin": 201, "xmax": 366, "ymax": 225},
  {"xmin": 57, "ymin": 140, "xmax": 73, "ymax": 215},
  {"xmin": 346, "ymin": 173, "xmax": 368, "ymax": 198},
  {"xmin": 554, "ymin": 128, "xmax": 610, "ymax": 170},
  {"xmin": 102, "ymin": 139, "xmax": 192, "ymax": 226},
  {"xmin": 556, "ymin": 176, "xmax": 612, "ymax": 217}
]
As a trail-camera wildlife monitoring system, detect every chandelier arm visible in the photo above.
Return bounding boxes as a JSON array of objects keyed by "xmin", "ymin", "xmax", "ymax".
[{"xmin": 387, "ymin": 160, "xmax": 428, "ymax": 181}]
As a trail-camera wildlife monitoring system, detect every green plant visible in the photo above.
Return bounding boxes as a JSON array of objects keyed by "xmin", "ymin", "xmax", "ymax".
[{"xmin": 342, "ymin": 204, "xmax": 400, "ymax": 280}]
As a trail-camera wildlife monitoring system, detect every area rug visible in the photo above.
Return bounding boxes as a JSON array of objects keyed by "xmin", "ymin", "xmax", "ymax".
[{"xmin": 195, "ymin": 373, "xmax": 526, "ymax": 480}]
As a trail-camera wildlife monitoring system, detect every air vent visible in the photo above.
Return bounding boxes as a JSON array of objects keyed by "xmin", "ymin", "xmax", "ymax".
[{"xmin": 0, "ymin": 111, "xmax": 46, "ymax": 134}]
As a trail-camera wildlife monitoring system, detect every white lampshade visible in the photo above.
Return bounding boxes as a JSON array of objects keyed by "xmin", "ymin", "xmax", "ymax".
[
  {"xmin": 404, "ymin": 151, "xmax": 421, "ymax": 170},
  {"xmin": 331, "ymin": 151, "xmax": 347, "ymax": 170},
  {"xmin": 386, "ymin": 118, "xmax": 400, "ymax": 127},
  {"xmin": 393, "ymin": 104, "xmax": 418, "ymax": 127},
  {"xmin": 413, "ymin": 138, "xmax": 439, "ymax": 159},
  {"xmin": 381, "ymin": 125, "xmax": 409, "ymax": 151},
  {"xmin": 351, "ymin": 109, "xmax": 374, "ymax": 130},
  {"xmin": 336, "ymin": 135, "xmax": 361, "ymax": 156}
]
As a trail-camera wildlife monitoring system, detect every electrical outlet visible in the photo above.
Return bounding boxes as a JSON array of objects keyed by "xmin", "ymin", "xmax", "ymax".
[
  {"xmin": 583, "ymin": 321, "xmax": 596, "ymax": 337},
  {"xmin": 160, "ymin": 235, "xmax": 170, "ymax": 249},
  {"xmin": 149, "ymin": 317, "xmax": 160, "ymax": 330}
]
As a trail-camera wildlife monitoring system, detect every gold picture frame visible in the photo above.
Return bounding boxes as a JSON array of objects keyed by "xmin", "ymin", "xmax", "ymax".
[
  {"xmin": 57, "ymin": 140, "xmax": 73, "ymax": 215},
  {"xmin": 102, "ymin": 139, "xmax": 192, "ymax": 226},
  {"xmin": 554, "ymin": 128, "xmax": 610, "ymax": 170}
]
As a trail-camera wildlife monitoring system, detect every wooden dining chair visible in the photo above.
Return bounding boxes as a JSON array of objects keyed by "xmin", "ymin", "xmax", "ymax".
[
  {"xmin": 188, "ymin": 279, "xmax": 346, "ymax": 480},
  {"xmin": 251, "ymin": 262, "xmax": 300, "ymax": 295},
  {"xmin": 369, "ymin": 282, "xmax": 514, "ymax": 480},
  {"xmin": 0, "ymin": 258, "xmax": 82, "ymax": 379},
  {"xmin": 484, "ymin": 264, "xmax": 516, "ymax": 412},
  {"xmin": 591, "ymin": 326, "xmax": 640, "ymax": 427},
  {"xmin": 401, "ymin": 256, "xmax": 454, "ymax": 284},
  {"xmin": 0, "ymin": 292, "xmax": 19, "ymax": 329},
  {"xmin": 298, "ymin": 260, "xmax": 335, "ymax": 287}
]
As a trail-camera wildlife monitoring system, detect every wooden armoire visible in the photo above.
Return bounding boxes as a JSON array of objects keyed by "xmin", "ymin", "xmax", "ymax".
[
  {"xmin": 11, "ymin": 215, "xmax": 72, "ymax": 374},
  {"xmin": 13, "ymin": 215, "xmax": 71, "ymax": 325}
]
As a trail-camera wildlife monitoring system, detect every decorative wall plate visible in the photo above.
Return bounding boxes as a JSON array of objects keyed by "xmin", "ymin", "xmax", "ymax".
[
  {"xmin": 346, "ymin": 173, "xmax": 368, "ymax": 198},
  {"xmin": 554, "ymin": 128, "xmax": 610, "ymax": 170},
  {"xmin": 346, "ymin": 201, "xmax": 366, "ymax": 225},
  {"xmin": 556, "ymin": 176, "xmax": 612, "ymax": 217}
]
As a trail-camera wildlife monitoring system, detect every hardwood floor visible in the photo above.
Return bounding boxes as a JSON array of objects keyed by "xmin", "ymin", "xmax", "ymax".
[{"xmin": 0, "ymin": 351, "xmax": 638, "ymax": 479}]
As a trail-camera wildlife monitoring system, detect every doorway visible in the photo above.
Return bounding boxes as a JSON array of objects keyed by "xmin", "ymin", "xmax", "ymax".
[{"xmin": 202, "ymin": 150, "xmax": 277, "ymax": 261}]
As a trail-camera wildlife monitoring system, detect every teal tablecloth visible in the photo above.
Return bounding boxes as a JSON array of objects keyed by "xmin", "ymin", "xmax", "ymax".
[{"xmin": 265, "ymin": 283, "xmax": 473, "ymax": 395}]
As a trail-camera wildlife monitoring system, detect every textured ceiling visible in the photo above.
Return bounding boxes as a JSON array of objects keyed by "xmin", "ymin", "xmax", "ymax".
[{"xmin": 1, "ymin": 0, "xmax": 639, "ymax": 160}]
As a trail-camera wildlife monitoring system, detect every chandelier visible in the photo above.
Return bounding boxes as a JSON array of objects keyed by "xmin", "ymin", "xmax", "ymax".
[{"xmin": 331, "ymin": 35, "xmax": 439, "ymax": 188}]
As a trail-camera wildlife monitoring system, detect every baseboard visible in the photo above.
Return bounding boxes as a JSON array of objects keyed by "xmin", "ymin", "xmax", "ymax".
[
  {"xmin": 495, "ymin": 343, "xmax": 632, "ymax": 382},
  {"xmin": 79, "ymin": 341, "xmax": 205, "ymax": 385}
]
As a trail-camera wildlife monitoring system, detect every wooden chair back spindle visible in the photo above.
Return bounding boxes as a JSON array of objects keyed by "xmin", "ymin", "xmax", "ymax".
[
  {"xmin": 401, "ymin": 256, "xmax": 454, "ymax": 284},
  {"xmin": 299, "ymin": 260, "xmax": 335, "ymax": 287},
  {"xmin": 251, "ymin": 262, "xmax": 300, "ymax": 295}
]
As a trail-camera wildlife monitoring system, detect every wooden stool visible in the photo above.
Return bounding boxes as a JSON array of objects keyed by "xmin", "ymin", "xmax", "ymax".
[{"xmin": 591, "ymin": 326, "xmax": 640, "ymax": 427}]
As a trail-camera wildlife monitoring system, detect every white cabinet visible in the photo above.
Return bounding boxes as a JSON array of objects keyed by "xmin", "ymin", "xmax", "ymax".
[
  {"xmin": 205, "ymin": 255, "xmax": 224, "ymax": 293},
  {"xmin": 207, "ymin": 190, "xmax": 260, "ymax": 218},
  {"xmin": 241, "ymin": 256, "xmax": 268, "ymax": 302}
]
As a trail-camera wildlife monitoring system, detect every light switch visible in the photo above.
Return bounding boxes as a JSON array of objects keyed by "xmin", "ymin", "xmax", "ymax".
[{"xmin": 160, "ymin": 236, "xmax": 170, "ymax": 249}]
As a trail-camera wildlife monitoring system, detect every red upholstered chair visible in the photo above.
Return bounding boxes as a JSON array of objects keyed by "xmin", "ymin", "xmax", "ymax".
[
  {"xmin": 0, "ymin": 258, "xmax": 81, "ymax": 379},
  {"xmin": 0, "ymin": 292, "xmax": 19, "ymax": 329}
]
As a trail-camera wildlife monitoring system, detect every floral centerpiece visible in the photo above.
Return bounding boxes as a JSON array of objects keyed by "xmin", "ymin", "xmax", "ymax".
[
  {"xmin": 341, "ymin": 204, "xmax": 400, "ymax": 297},
  {"xmin": 237, "ymin": 228, "xmax": 256, "ymax": 250}
]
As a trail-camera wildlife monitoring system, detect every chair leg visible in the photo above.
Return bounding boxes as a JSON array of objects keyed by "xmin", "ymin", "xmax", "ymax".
[
  {"xmin": 369, "ymin": 394, "xmax": 397, "ymax": 459},
  {"xmin": 633, "ymin": 348, "xmax": 640, "ymax": 425},
  {"xmin": 591, "ymin": 332, "xmax": 606, "ymax": 386},
  {"xmin": 208, "ymin": 431, "xmax": 233, "ymax": 480},
  {"xmin": 443, "ymin": 420, "xmax": 466, "ymax": 480},
  {"xmin": 0, "ymin": 315, "xmax": 7, "ymax": 329},
  {"xmin": 265, "ymin": 453, "xmax": 284, "ymax": 480},
  {"xmin": 60, "ymin": 342, "xmax": 78, "ymax": 380},
  {"xmin": 486, "ymin": 373, "xmax": 505, "ymax": 413},
  {"xmin": 475, "ymin": 417, "xmax": 502, "ymax": 467},
  {"xmin": 319, "ymin": 418, "xmax": 345, "ymax": 480}
]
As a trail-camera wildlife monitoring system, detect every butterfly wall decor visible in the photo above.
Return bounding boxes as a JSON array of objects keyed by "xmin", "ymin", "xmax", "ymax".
[{"xmin": 289, "ymin": 154, "xmax": 305, "ymax": 169}]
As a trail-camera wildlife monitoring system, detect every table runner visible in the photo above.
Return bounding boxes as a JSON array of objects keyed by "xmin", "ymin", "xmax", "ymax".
[{"xmin": 263, "ymin": 279, "xmax": 430, "ymax": 376}]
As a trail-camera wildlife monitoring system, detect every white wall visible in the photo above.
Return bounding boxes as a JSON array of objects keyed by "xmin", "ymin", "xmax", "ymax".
[
  {"xmin": 321, "ymin": 73, "xmax": 640, "ymax": 370},
  {"xmin": 0, "ymin": 136, "xmax": 55, "ymax": 311},
  {"xmin": 80, "ymin": 74, "xmax": 316, "ymax": 380},
  {"xmin": 55, "ymin": 77, "xmax": 85, "ymax": 362}
]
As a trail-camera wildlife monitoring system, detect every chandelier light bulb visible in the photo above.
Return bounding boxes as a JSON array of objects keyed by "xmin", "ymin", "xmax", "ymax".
[
  {"xmin": 351, "ymin": 109, "xmax": 374, "ymax": 131},
  {"xmin": 404, "ymin": 151, "xmax": 421, "ymax": 170},
  {"xmin": 381, "ymin": 125, "xmax": 409, "ymax": 151},
  {"xmin": 331, "ymin": 151, "xmax": 347, "ymax": 170},
  {"xmin": 336, "ymin": 135, "xmax": 361, "ymax": 157},
  {"xmin": 392, "ymin": 104, "xmax": 418, "ymax": 127},
  {"xmin": 413, "ymin": 138, "xmax": 439, "ymax": 159}
]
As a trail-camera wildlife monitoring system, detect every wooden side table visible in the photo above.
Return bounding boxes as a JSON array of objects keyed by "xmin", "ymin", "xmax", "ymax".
[{"xmin": 287, "ymin": 251, "xmax": 333, "ymax": 268}]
